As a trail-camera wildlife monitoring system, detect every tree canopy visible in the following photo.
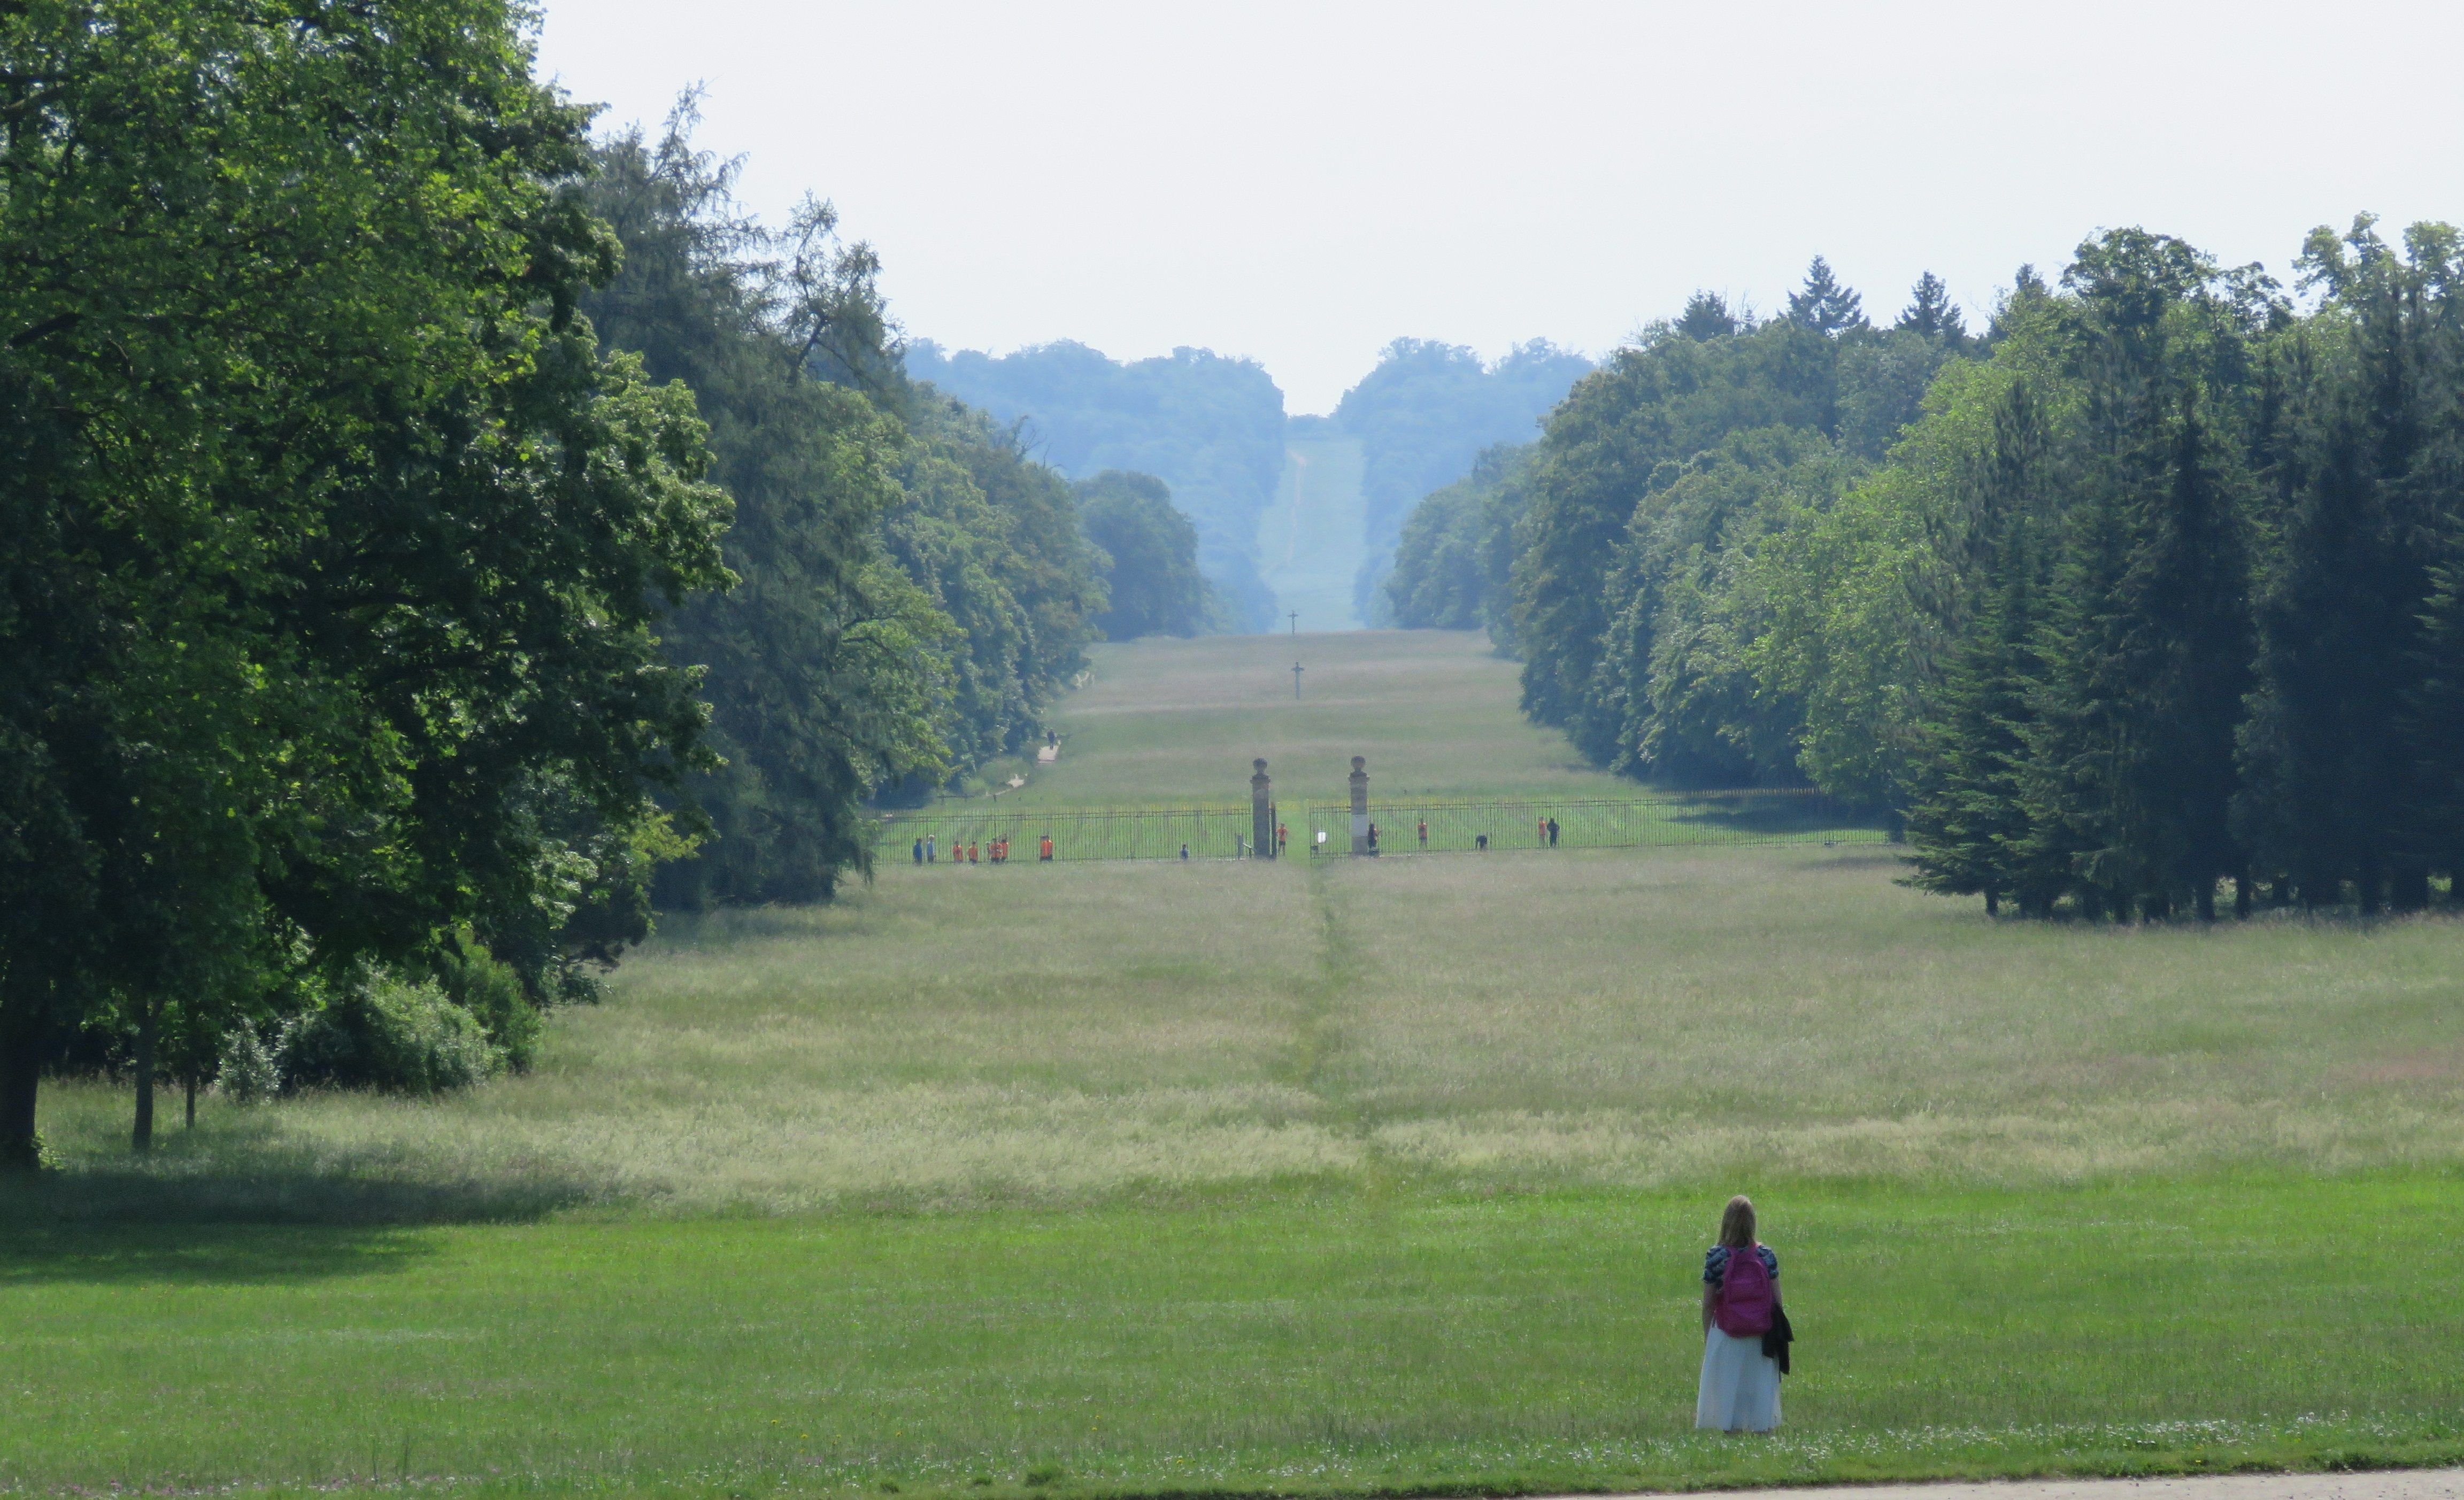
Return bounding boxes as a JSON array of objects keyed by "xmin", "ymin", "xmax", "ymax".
[{"xmin": 1390, "ymin": 228, "xmax": 2464, "ymax": 917}]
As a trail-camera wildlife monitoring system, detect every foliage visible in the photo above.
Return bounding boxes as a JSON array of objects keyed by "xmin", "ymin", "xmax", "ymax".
[
  {"xmin": 882, "ymin": 395, "xmax": 1106, "ymax": 777},
  {"xmin": 1076, "ymin": 471, "xmax": 1220, "ymax": 639},
  {"xmin": 1335, "ymin": 339, "xmax": 1593, "ymax": 618},
  {"xmin": 578, "ymin": 115, "xmax": 956, "ymax": 905},
  {"xmin": 0, "ymin": 0, "xmax": 732, "ymax": 1161},
  {"xmin": 907, "ymin": 340, "xmax": 1286, "ymax": 629},
  {"xmin": 1504, "ymin": 265, "xmax": 1966, "ymax": 771},
  {"xmin": 1742, "ymin": 219, "xmax": 2464, "ymax": 917},
  {"xmin": 282, "ymin": 973, "xmax": 506, "ymax": 1096},
  {"xmin": 1380, "ymin": 444, "xmax": 1532, "ymax": 641}
]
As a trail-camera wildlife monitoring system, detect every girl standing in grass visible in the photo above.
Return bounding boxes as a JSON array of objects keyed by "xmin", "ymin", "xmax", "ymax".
[{"xmin": 1696, "ymin": 1194, "xmax": 1782, "ymax": 1433}]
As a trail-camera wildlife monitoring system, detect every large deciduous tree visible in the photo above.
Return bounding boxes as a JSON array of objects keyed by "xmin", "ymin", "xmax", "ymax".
[{"xmin": 0, "ymin": 0, "xmax": 731, "ymax": 1163}]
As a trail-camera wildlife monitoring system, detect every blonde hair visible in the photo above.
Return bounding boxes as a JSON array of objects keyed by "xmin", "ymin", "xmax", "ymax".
[{"xmin": 1719, "ymin": 1195, "xmax": 1757, "ymax": 1249}]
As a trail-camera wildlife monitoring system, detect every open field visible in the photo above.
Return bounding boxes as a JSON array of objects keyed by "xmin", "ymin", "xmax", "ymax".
[
  {"xmin": 1260, "ymin": 431, "xmax": 1370, "ymax": 632},
  {"xmin": 12, "ymin": 634, "xmax": 2464, "ymax": 1497},
  {"xmin": 995, "ymin": 629, "xmax": 1637, "ymax": 809}
]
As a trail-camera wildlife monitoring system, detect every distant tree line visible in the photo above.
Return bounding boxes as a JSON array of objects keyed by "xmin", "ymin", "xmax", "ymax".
[
  {"xmin": 907, "ymin": 339, "xmax": 1284, "ymax": 630},
  {"xmin": 1392, "ymin": 227, "xmax": 2464, "ymax": 917},
  {"xmin": 1335, "ymin": 339, "xmax": 1593, "ymax": 622},
  {"xmin": 0, "ymin": 4, "xmax": 1208, "ymax": 1162}
]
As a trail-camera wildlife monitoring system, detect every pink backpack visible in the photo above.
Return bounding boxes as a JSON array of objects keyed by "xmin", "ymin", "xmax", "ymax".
[{"xmin": 1715, "ymin": 1245, "xmax": 1774, "ymax": 1336}]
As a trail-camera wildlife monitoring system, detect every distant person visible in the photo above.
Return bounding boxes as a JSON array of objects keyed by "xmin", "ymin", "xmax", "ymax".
[
  {"xmin": 968, "ymin": 841, "xmax": 980, "ymax": 864},
  {"xmin": 1367, "ymin": 822, "xmax": 1379, "ymax": 853},
  {"xmin": 1179, "ymin": 842, "xmax": 1190, "ymax": 861},
  {"xmin": 1417, "ymin": 818, "xmax": 1428, "ymax": 849},
  {"xmin": 1475, "ymin": 833, "xmax": 1488, "ymax": 850},
  {"xmin": 925, "ymin": 834, "xmax": 936, "ymax": 863},
  {"xmin": 1697, "ymin": 1195, "xmax": 1785, "ymax": 1434},
  {"xmin": 1040, "ymin": 834, "xmax": 1054, "ymax": 862},
  {"xmin": 1547, "ymin": 816, "xmax": 1560, "ymax": 848},
  {"xmin": 1538, "ymin": 817, "xmax": 1549, "ymax": 845},
  {"xmin": 1276, "ymin": 822, "xmax": 1288, "ymax": 854},
  {"xmin": 912, "ymin": 837, "xmax": 923, "ymax": 865},
  {"xmin": 1047, "ymin": 728, "xmax": 1057, "ymax": 747}
]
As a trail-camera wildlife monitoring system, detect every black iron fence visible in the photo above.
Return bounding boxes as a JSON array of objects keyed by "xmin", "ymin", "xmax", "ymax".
[
  {"xmin": 875, "ymin": 790, "xmax": 1885, "ymax": 863},
  {"xmin": 1299, "ymin": 790, "xmax": 1884, "ymax": 856}
]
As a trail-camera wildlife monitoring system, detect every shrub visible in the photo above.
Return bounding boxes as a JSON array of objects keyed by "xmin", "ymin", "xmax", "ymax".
[
  {"xmin": 283, "ymin": 973, "xmax": 504, "ymax": 1095},
  {"xmin": 215, "ymin": 1026, "xmax": 284, "ymax": 1104},
  {"xmin": 434, "ymin": 939, "xmax": 541, "ymax": 1073}
]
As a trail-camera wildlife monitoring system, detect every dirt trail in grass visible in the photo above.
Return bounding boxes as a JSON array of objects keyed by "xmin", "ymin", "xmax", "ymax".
[{"xmin": 1573, "ymin": 1468, "xmax": 2464, "ymax": 1500}]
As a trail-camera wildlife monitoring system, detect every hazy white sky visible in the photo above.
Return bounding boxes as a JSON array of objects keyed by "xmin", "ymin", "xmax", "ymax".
[{"xmin": 535, "ymin": 1, "xmax": 2464, "ymax": 414}]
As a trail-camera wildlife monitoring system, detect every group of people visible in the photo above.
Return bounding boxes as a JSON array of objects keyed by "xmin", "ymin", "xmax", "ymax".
[{"xmin": 912, "ymin": 834, "xmax": 1055, "ymax": 864}]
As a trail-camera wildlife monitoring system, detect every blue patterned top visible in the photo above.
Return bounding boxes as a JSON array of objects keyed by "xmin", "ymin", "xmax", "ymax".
[{"xmin": 1703, "ymin": 1244, "xmax": 1779, "ymax": 1286}]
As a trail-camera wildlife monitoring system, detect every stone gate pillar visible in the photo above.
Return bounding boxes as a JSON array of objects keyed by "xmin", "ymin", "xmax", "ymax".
[
  {"xmin": 1349, "ymin": 755, "xmax": 1369, "ymax": 855},
  {"xmin": 1251, "ymin": 759, "xmax": 1273, "ymax": 859}
]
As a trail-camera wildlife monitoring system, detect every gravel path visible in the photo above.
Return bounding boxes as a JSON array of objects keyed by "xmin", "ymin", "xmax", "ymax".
[{"xmin": 1569, "ymin": 1473, "xmax": 2464, "ymax": 1500}]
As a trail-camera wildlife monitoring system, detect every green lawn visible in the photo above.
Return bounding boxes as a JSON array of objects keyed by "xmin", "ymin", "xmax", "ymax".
[
  {"xmin": 993, "ymin": 629, "xmax": 1637, "ymax": 809},
  {"xmin": 10, "ymin": 1179, "xmax": 2464, "ymax": 1496},
  {"xmin": 12, "ymin": 635, "xmax": 2464, "ymax": 1497}
]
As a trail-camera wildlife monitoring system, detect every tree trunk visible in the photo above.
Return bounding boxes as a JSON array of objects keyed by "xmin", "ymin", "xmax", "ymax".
[
  {"xmin": 2233, "ymin": 871, "xmax": 2252, "ymax": 919},
  {"xmin": 2195, "ymin": 880, "xmax": 2215, "ymax": 922},
  {"xmin": 132, "ymin": 1000, "xmax": 156, "ymax": 1153},
  {"xmin": 1984, "ymin": 888, "xmax": 2000, "ymax": 917},
  {"xmin": 0, "ymin": 1002, "xmax": 41, "ymax": 1172},
  {"xmin": 2392, "ymin": 864, "xmax": 2430, "ymax": 913}
]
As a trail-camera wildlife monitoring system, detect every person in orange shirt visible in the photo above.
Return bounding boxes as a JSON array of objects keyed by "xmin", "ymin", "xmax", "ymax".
[
  {"xmin": 1039, "ymin": 834, "xmax": 1054, "ymax": 862},
  {"xmin": 967, "ymin": 841, "xmax": 979, "ymax": 863}
]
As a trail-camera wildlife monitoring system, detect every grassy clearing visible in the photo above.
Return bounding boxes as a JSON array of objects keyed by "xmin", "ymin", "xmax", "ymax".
[
  {"xmin": 7, "ymin": 1177, "xmax": 2464, "ymax": 1496},
  {"xmin": 16, "ymin": 633, "xmax": 2464, "ymax": 1497},
  {"xmin": 36, "ymin": 847, "xmax": 2464, "ymax": 1212},
  {"xmin": 995, "ymin": 629, "xmax": 1635, "ymax": 809}
]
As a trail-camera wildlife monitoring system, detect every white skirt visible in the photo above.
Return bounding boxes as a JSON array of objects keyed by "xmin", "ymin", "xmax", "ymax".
[{"xmin": 1695, "ymin": 1327, "xmax": 1781, "ymax": 1432}]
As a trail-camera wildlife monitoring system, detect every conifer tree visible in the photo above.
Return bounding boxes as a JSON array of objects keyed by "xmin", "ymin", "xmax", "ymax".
[
  {"xmin": 1786, "ymin": 256, "xmax": 1867, "ymax": 336},
  {"xmin": 2239, "ymin": 222, "xmax": 2441, "ymax": 910},
  {"xmin": 1896, "ymin": 272, "xmax": 1966, "ymax": 345},
  {"xmin": 2021, "ymin": 231, "xmax": 2255, "ymax": 919},
  {"xmin": 1905, "ymin": 380, "xmax": 2059, "ymax": 913}
]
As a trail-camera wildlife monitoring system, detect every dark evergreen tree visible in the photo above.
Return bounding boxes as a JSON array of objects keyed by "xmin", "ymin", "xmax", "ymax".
[
  {"xmin": 1785, "ymin": 256, "xmax": 1867, "ymax": 336},
  {"xmin": 1896, "ymin": 272, "xmax": 1966, "ymax": 344},
  {"xmin": 2238, "ymin": 220, "xmax": 2445, "ymax": 910},
  {"xmin": 1678, "ymin": 291, "xmax": 1741, "ymax": 342},
  {"xmin": 1905, "ymin": 381, "xmax": 2056, "ymax": 914},
  {"xmin": 2023, "ymin": 231, "xmax": 2257, "ymax": 919}
]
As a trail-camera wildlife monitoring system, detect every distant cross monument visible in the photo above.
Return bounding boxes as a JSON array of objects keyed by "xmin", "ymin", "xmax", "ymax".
[
  {"xmin": 1292, "ymin": 661, "xmax": 1304, "ymax": 699},
  {"xmin": 1349, "ymin": 755, "xmax": 1370, "ymax": 855},
  {"xmin": 1289, "ymin": 611, "xmax": 1298, "ymax": 636},
  {"xmin": 1251, "ymin": 759, "xmax": 1274, "ymax": 860}
]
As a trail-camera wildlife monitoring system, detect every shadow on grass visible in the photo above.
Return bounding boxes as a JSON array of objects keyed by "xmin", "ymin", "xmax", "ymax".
[
  {"xmin": 1661, "ymin": 790, "xmax": 1893, "ymax": 840},
  {"xmin": 0, "ymin": 1103, "xmax": 598, "ymax": 1286},
  {"xmin": 0, "ymin": 1164, "xmax": 592, "ymax": 1287}
]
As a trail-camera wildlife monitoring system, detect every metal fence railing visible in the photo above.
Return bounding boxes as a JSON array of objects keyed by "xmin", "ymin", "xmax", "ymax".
[
  {"xmin": 874, "ymin": 805, "xmax": 1258, "ymax": 863},
  {"xmin": 872, "ymin": 790, "xmax": 1887, "ymax": 863},
  {"xmin": 1297, "ymin": 790, "xmax": 1887, "ymax": 857}
]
